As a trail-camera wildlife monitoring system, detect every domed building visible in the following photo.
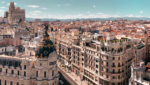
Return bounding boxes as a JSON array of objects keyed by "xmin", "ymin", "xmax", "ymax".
[
  {"xmin": 0, "ymin": 24, "xmax": 59, "ymax": 85},
  {"xmin": 33, "ymin": 24, "xmax": 59, "ymax": 85}
]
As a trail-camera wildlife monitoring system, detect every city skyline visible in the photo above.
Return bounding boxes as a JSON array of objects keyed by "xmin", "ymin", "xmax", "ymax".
[
  {"xmin": 0, "ymin": 0, "xmax": 150, "ymax": 19},
  {"xmin": 0, "ymin": 1, "xmax": 150, "ymax": 85}
]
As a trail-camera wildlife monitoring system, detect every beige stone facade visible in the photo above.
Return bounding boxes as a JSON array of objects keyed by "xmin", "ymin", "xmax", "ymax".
[{"xmin": 0, "ymin": 51, "xmax": 58, "ymax": 85}]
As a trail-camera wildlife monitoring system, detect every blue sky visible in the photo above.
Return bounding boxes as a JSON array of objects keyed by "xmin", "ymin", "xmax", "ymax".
[{"xmin": 0, "ymin": 0, "xmax": 149, "ymax": 19}]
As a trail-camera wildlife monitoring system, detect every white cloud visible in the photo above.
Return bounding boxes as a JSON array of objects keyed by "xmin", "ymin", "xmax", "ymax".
[
  {"xmin": 0, "ymin": 9, "xmax": 5, "ymax": 17},
  {"xmin": 57, "ymin": 4, "xmax": 71, "ymax": 7},
  {"xmin": 27, "ymin": 10, "xmax": 46, "ymax": 18},
  {"xmin": 140, "ymin": 11, "xmax": 143, "ymax": 14},
  {"xmin": 96, "ymin": 12, "xmax": 104, "ymax": 15},
  {"xmin": 126, "ymin": 14, "xmax": 143, "ymax": 17},
  {"xmin": 87, "ymin": 11, "xmax": 91, "ymax": 14},
  {"xmin": 57, "ymin": 4, "xmax": 61, "ymax": 7},
  {"xmin": 127, "ymin": 14, "xmax": 134, "ymax": 17},
  {"xmin": 41, "ymin": 8, "xmax": 47, "ymax": 10},
  {"xmin": 64, "ymin": 3, "xmax": 71, "ymax": 6},
  {"xmin": 27, "ymin": 5, "xmax": 39, "ymax": 8},
  {"xmin": 0, "ymin": 7, "xmax": 6, "ymax": 9},
  {"xmin": 1, "ymin": 1, "xmax": 5, "ymax": 4},
  {"xmin": 26, "ymin": 11, "xmax": 121, "ymax": 19},
  {"xmin": 93, "ymin": 5, "xmax": 96, "ymax": 8}
]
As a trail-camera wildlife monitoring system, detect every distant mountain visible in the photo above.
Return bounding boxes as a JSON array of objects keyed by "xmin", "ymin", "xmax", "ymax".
[{"xmin": 26, "ymin": 17, "xmax": 150, "ymax": 22}]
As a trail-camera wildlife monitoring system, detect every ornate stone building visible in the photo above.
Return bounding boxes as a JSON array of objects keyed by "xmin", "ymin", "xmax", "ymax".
[
  {"xmin": 52, "ymin": 30, "xmax": 146, "ymax": 85},
  {"xmin": 0, "ymin": 25, "xmax": 59, "ymax": 85},
  {"xmin": 6, "ymin": 2, "xmax": 25, "ymax": 24}
]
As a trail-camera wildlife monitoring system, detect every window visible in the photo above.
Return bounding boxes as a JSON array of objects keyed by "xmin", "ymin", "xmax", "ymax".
[
  {"xmin": 106, "ymin": 75, "xmax": 109, "ymax": 78},
  {"xmin": 82, "ymin": 58, "xmax": 84, "ymax": 61},
  {"xmin": 101, "ymin": 67, "xmax": 103, "ymax": 71},
  {"xmin": 18, "ymin": 71, "xmax": 20, "ymax": 75},
  {"xmin": 118, "ymin": 69, "xmax": 121, "ymax": 73},
  {"xmin": 118, "ymin": 57, "xmax": 120, "ymax": 60},
  {"xmin": 0, "ymin": 68, "xmax": 2, "ymax": 72},
  {"xmin": 112, "ymin": 57, "xmax": 115, "ymax": 60},
  {"xmin": 4, "ymin": 80, "xmax": 6, "ymax": 85},
  {"xmin": 122, "ymin": 63, "xmax": 124, "ymax": 66},
  {"xmin": 52, "ymin": 70, "xmax": 54, "ymax": 77},
  {"xmin": 0, "ymin": 79, "xmax": 1, "ymax": 85},
  {"xmin": 16, "ymin": 82, "xmax": 19, "ymax": 85},
  {"xmin": 106, "ymin": 56, "xmax": 109, "ymax": 59},
  {"xmin": 96, "ymin": 70, "xmax": 98, "ymax": 74},
  {"xmin": 118, "ymin": 75, "xmax": 120, "ymax": 79},
  {"xmin": 112, "ymin": 76, "xmax": 115, "ymax": 79},
  {"xmin": 24, "ymin": 65, "xmax": 26, "ymax": 69},
  {"xmin": 118, "ymin": 63, "xmax": 121, "ymax": 67},
  {"xmin": 106, "ymin": 68, "xmax": 109, "ymax": 72},
  {"xmin": 49, "ymin": 61, "xmax": 56, "ymax": 65},
  {"xmin": 96, "ymin": 64, "xmax": 98, "ymax": 68},
  {"xmin": 112, "ymin": 63, "xmax": 115, "ymax": 67},
  {"xmin": 112, "ymin": 83, "xmax": 115, "ymax": 85},
  {"xmin": 112, "ymin": 69, "xmax": 115, "ymax": 73},
  {"xmin": 11, "ymin": 70, "xmax": 14, "ymax": 74},
  {"xmin": 10, "ymin": 81, "xmax": 13, "ymax": 85},
  {"xmin": 106, "ymin": 62, "xmax": 109, "ymax": 66},
  {"xmin": 44, "ymin": 71, "xmax": 46, "ymax": 78},
  {"xmin": 96, "ymin": 59, "xmax": 98, "ymax": 62},
  {"xmin": 36, "ymin": 71, "xmax": 38, "ymax": 77},
  {"xmin": 6, "ymin": 69, "xmax": 7, "ymax": 74},
  {"xmin": 24, "ymin": 72, "xmax": 26, "ymax": 77}
]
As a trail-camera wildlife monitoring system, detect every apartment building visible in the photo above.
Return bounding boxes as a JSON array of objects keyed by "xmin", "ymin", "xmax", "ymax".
[{"xmin": 55, "ymin": 31, "xmax": 141, "ymax": 85}]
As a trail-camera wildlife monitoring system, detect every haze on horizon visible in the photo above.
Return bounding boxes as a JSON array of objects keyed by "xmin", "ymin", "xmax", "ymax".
[{"xmin": 0, "ymin": 0, "xmax": 149, "ymax": 19}]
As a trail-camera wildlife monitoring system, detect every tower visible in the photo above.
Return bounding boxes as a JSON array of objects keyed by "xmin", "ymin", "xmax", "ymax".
[
  {"xmin": 8, "ymin": 2, "xmax": 25, "ymax": 24},
  {"xmin": 34, "ymin": 24, "xmax": 59, "ymax": 85},
  {"xmin": 9, "ymin": 2, "xmax": 15, "ymax": 13}
]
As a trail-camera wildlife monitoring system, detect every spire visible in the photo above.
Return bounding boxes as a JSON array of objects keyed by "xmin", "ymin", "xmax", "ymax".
[
  {"xmin": 36, "ymin": 24, "xmax": 56, "ymax": 58},
  {"xmin": 9, "ymin": 2, "xmax": 15, "ymax": 12}
]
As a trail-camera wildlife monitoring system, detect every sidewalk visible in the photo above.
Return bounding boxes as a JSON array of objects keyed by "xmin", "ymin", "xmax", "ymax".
[{"xmin": 58, "ymin": 63, "xmax": 88, "ymax": 85}]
